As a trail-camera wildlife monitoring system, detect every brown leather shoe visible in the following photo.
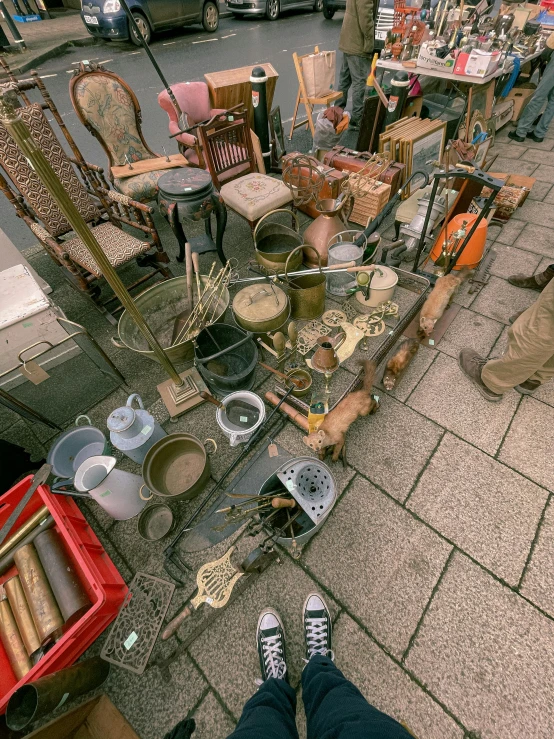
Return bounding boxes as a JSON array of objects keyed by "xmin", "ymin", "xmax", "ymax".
[
  {"xmin": 508, "ymin": 267, "xmax": 554, "ymax": 291},
  {"xmin": 509, "ymin": 310, "xmax": 525, "ymax": 324},
  {"xmin": 458, "ymin": 349, "xmax": 503, "ymax": 402},
  {"xmin": 515, "ymin": 379, "xmax": 541, "ymax": 395}
]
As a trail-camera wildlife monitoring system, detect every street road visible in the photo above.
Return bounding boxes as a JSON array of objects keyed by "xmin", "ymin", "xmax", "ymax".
[{"xmin": 4, "ymin": 10, "xmax": 345, "ymax": 249}]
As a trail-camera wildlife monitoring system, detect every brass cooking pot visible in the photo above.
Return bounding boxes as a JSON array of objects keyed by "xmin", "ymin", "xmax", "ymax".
[
  {"xmin": 254, "ymin": 209, "xmax": 303, "ymax": 273},
  {"xmin": 232, "ymin": 283, "xmax": 290, "ymax": 333},
  {"xmin": 284, "ymin": 245, "xmax": 326, "ymax": 321}
]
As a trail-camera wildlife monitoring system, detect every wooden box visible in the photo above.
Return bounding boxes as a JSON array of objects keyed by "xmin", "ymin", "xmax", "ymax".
[
  {"xmin": 204, "ymin": 64, "xmax": 278, "ymax": 125},
  {"xmin": 26, "ymin": 695, "xmax": 139, "ymax": 739},
  {"xmin": 350, "ymin": 181, "xmax": 391, "ymax": 226}
]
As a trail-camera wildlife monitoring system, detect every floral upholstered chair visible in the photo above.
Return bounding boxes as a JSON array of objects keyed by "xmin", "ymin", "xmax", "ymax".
[{"xmin": 70, "ymin": 62, "xmax": 184, "ymax": 203}]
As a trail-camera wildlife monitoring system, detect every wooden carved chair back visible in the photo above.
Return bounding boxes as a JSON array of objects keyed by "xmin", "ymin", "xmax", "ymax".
[{"xmin": 197, "ymin": 111, "xmax": 255, "ymax": 190}]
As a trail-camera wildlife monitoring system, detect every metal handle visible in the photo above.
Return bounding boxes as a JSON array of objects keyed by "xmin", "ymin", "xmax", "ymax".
[
  {"xmin": 194, "ymin": 331, "xmax": 254, "ymax": 364},
  {"xmin": 111, "ymin": 336, "xmax": 126, "ymax": 349},
  {"xmin": 284, "ymin": 244, "xmax": 322, "ymax": 282},
  {"xmin": 253, "ymin": 208, "xmax": 299, "ymax": 244},
  {"xmin": 242, "ymin": 286, "xmax": 279, "ymax": 307},
  {"xmin": 75, "ymin": 415, "xmax": 92, "ymax": 427},
  {"xmin": 126, "ymin": 393, "xmax": 144, "ymax": 410},
  {"xmin": 139, "ymin": 485, "xmax": 153, "ymax": 501},
  {"xmin": 18, "ymin": 340, "xmax": 54, "ymax": 364},
  {"xmin": 204, "ymin": 438, "xmax": 217, "ymax": 454}
]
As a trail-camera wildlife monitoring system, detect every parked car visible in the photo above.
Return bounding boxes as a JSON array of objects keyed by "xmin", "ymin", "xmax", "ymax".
[
  {"xmin": 80, "ymin": 0, "xmax": 219, "ymax": 45},
  {"xmin": 225, "ymin": 0, "xmax": 322, "ymax": 21},
  {"xmin": 322, "ymin": 0, "xmax": 393, "ymax": 51}
]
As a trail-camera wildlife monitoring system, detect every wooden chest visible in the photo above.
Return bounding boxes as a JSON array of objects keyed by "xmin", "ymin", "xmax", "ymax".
[{"xmin": 204, "ymin": 64, "xmax": 278, "ymax": 126}]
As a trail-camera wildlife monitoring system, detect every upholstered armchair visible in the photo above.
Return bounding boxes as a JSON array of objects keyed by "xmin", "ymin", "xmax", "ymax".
[
  {"xmin": 70, "ymin": 62, "xmax": 185, "ymax": 203},
  {"xmin": 157, "ymin": 82, "xmax": 225, "ymax": 167},
  {"xmin": 0, "ymin": 98, "xmax": 173, "ymax": 323}
]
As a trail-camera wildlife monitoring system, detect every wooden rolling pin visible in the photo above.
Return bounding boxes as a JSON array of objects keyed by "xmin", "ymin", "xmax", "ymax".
[{"xmin": 265, "ymin": 391, "xmax": 309, "ymax": 431}]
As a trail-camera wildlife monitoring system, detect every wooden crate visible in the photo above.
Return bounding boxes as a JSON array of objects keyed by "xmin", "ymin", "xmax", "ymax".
[
  {"xmin": 204, "ymin": 64, "xmax": 278, "ymax": 126},
  {"xmin": 349, "ymin": 181, "xmax": 391, "ymax": 226}
]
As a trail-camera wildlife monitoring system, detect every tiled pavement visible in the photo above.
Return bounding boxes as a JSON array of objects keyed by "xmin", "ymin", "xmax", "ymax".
[{"xmin": 5, "ymin": 128, "xmax": 554, "ymax": 738}]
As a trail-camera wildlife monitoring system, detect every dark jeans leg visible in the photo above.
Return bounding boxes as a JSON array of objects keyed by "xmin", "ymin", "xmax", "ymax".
[
  {"xmin": 227, "ymin": 678, "xmax": 299, "ymax": 739},
  {"xmin": 302, "ymin": 656, "xmax": 413, "ymax": 739},
  {"xmin": 348, "ymin": 55, "xmax": 371, "ymax": 124},
  {"xmin": 336, "ymin": 54, "xmax": 352, "ymax": 111}
]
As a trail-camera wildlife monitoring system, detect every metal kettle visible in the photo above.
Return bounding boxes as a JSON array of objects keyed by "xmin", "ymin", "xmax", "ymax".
[{"xmin": 107, "ymin": 393, "xmax": 166, "ymax": 464}]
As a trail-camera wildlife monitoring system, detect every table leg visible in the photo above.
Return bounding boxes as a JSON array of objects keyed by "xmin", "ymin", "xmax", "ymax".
[
  {"xmin": 167, "ymin": 202, "xmax": 187, "ymax": 263},
  {"xmin": 213, "ymin": 194, "xmax": 228, "ymax": 265}
]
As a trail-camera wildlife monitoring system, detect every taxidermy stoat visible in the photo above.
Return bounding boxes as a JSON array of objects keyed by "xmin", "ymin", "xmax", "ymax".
[
  {"xmin": 302, "ymin": 360, "xmax": 379, "ymax": 463},
  {"xmin": 418, "ymin": 268, "xmax": 471, "ymax": 338},
  {"xmin": 382, "ymin": 339, "xmax": 420, "ymax": 391}
]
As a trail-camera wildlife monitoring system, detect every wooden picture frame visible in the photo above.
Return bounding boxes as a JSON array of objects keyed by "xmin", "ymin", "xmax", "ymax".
[
  {"xmin": 473, "ymin": 135, "xmax": 492, "ymax": 170},
  {"xmin": 405, "ymin": 121, "xmax": 447, "ymax": 197}
]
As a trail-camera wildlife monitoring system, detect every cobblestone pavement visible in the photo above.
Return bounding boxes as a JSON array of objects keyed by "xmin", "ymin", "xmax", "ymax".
[{"xmin": 3, "ymin": 128, "xmax": 554, "ymax": 739}]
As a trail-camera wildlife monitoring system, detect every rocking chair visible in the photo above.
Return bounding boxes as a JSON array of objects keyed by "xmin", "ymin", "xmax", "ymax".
[
  {"xmin": 0, "ymin": 68, "xmax": 173, "ymax": 323},
  {"xmin": 69, "ymin": 62, "xmax": 187, "ymax": 204}
]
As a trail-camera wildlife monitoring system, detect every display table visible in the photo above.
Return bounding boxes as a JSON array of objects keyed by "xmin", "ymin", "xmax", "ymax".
[{"xmin": 157, "ymin": 168, "xmax": 227, "ymax": 264}]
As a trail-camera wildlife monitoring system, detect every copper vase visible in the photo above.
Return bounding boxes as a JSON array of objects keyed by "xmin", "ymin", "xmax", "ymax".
[{"xmin": 303, "ymin": 198, "xmax": 347, "ymax": 268}]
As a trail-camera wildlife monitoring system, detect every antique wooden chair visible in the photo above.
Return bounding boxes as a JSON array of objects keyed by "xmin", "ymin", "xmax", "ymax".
[
  {"xmin": 0, "ymin": 68, "xmax": 173, "ymax": 323},
  {"xmin": 289, "ymin": 46, "xmax": 342, "ymax": 140},
  {"xmin": 69, "ymin": 62, "xmax": 186, "ymax": 204},
  {"xmin": 197, "ymin": 110, "xmax": 292, "ymax": 232}
]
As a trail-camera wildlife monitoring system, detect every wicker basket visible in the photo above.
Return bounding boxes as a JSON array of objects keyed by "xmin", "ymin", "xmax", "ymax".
[{"xmin": 349, "ymin": 181, "xmax": 391, "ymax": 227}]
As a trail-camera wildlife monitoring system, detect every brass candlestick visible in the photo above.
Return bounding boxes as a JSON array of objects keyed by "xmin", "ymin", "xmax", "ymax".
[{"xmin": 0, "ymin": 94, "xmax": 193, "ymax": 418}]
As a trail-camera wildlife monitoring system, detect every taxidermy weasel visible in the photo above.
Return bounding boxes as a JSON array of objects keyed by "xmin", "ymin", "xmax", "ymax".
[
  {"xmin": 382, "ymin": 339, "xmax": 420, "ymax": 391},
  {"xmin": 418, "ymin": 268, "xmax": 471, "ymax": 338},
  {"xmin": 302, "ymin": 360, "xmax": 379, "ymax": 463}
]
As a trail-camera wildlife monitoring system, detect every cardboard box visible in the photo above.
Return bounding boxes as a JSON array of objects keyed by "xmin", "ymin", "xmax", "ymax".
[
  {"xmin": 504, "ymin": 86, "xmax": 536, "ymax": 120},
  {"xmin": 454, "ymin": 49, "xmax": 500, "ymax": 77},
  {"xmin": 417, "ymin": 45, "xmax": 456, "ymax": 72},
  {"xmin": 26, "ymin": 695, "xmax": 139, "ymax": 739}
]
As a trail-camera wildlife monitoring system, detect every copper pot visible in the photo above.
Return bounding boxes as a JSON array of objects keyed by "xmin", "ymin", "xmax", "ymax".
[{"xmin": 303, "ymin": 197, "xmax": 348, "ymax": 267}]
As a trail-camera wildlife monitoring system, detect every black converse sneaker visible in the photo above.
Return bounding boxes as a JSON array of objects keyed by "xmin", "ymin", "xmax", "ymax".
[
  {"xmin": 303, "ymin": 593, "xmax": 334, "ymax": 662},
  {"xmin": 256, "ymin": 608, "xmax": 288, "ymax": 683}
]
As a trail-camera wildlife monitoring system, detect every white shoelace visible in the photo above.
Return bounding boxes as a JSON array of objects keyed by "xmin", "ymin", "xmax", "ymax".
[
  {"xmin": 260, "ymin": 634, "xmax": 287, "ymax": 680},
  {"xmin": 305, "ymin": 616, "xmax": 333, "ymax": 659}
]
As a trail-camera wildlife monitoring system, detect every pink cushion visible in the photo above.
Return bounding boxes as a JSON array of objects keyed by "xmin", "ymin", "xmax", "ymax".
[{"xmin": 158, "ymin": 82, "xmax": 225, "ymax": 146}]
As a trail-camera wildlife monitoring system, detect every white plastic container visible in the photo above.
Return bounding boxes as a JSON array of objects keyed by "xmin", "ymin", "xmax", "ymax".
[
  {"xmin": 74, "ymin": 455, "xmax": 149, "ymax": 520},
  {"xmin": 216, "ymin": 391, "xmax": 266, "ymax": 447}
]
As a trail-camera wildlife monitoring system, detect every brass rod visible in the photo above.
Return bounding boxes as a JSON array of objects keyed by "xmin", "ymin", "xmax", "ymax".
[{"xmin": 0, "ymin": 96, "xmax": 183, "ymax": 387}]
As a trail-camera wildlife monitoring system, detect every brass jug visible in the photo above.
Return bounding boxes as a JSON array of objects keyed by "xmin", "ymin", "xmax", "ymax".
[{"xmin": 303, "ymin": 197, "xmax": 348, "ymax": 268}]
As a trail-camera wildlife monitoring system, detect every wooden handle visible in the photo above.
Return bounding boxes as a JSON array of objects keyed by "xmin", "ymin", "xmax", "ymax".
[
  {"xmin": 257, "ymin": 338, "xmax": 278, "ymax": 357},
  {"xmin": 200, "ymin": 391, "xmax": 225, "ymax": 409},
  {"xmin": 259, "ymin": 362, "xmax": 303, "ymax": 388},
  {"xmin": 192, "ymin": 252, "xmax": 200, "ymax": 273},
  {"xmin": 162, "ymin": 603, "xmax": 193, "ymax": 640},
  {"xmin": 272, "ymin": 497, "xmax": 296, "ymax": 508},
  {"xmin": 325, "ymin": 261, "xmax": 356, "ymax": 271},
  {"xmin": 288, "ymin": 321, "xmax": 298, "ymax": 345},
  {"xmin": 273, "ymin": 332, "xmax": 286, "ymax": 354},
  {"xmin": 185, "ymin": 243, "xmax": 194, "ymax": 312},
  {"xmin": 265, "ymin": 392, "xmax": 310, "ymax": 431}
]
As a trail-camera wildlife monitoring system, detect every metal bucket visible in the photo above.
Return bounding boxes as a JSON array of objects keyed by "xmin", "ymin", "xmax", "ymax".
[
  {"xmin": 47, "ymin": 415, "xmax": 108, "ymax": 479},
  {"xmin": 326, "ymin": 230, "xmax": 367, "ymax": 297},
  {"xmin": 216, "ymin": 391, "xmax": 266, "ymax": 447},
  {"xmin": 114, "ymin": 275, "xmax": 230, "ymax": 365},
  {"xmin": 142, "ymin": 433, "xmax": 214, "ymax": 502},
  {"xmin": 194, "ymin": 324, "xmax": 258, "ymax": 396},
  {"xmin": 254, "ymin": 209, "xmax": 303, "ymax": 273},
  {"xmin": 284, "ymin": 245, "xmax": 326, "ymax": 320}
]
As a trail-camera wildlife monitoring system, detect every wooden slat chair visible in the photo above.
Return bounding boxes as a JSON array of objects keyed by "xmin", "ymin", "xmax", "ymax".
[
  {"xmin": 289, "ymin": 46, "xmax": 342, "ymax": 140},
  {"xmin": 0, "ymin": 73, "xmax": 173, "ymax": 323},
  {"xmin": 198, "ymin": 110, "xmax": 292, "ymax": 232}
]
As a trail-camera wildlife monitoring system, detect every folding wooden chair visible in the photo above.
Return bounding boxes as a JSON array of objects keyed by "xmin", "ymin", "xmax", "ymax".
[{"xmin": 289, "ymin": 46, "xmax": 343, "ymax": 140}]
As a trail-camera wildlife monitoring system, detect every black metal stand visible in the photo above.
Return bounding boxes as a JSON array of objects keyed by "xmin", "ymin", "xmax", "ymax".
[{"xmin": 251, "ymin": 66, "xmax": 271, "ymax": 172}]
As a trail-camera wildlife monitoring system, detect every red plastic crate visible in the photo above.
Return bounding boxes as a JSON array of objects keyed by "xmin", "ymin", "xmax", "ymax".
[{"xmin": 0, "ymin": 476, "xmax": 128, "ymax": 713}]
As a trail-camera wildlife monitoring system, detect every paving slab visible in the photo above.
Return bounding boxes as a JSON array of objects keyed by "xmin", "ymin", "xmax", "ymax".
[
  {"xmin": 344, "ymin": 393, "xmax": 443, "ymax": 502},
  {"xmin": 488, "ymin": 324, "xmax": 509, "ymax": 360},
  {"xmin": 499, "ymin": 397, "xmax": 554, "ymax": 490},
  {"xmin": 523, "ymin": 148, "xmax": 554, "ymax": 165},
  {"xmin": 488, "ymin": 245, "xmax": 542, "ymax": 280},
  {"xmin": 405, "ymin": 553, "xmax": 554, "ymax": 739},
  {"xmin": 486, "ymin": 157, "xmax": 537, "ymax": 176},
  {"xmin": 520, "ymin": 497, "xmax": 554, "ymax": 617},
  {"xmin": 189, "ymin": 557, "xmax": 339, "ymax": 719},
  {"xmin": 375, "ymin": 341, "xmax": 437, "ymax": 403},
  {"xmin": 488, "ymin": 142, "xmax": 526, "ymax": 158},
  {"xmin": 528, "ymin": 380, "xmax": 554, "ymax": 408},
  {"xmin": 105, "ymin": 648, "xmax": 207, "ymax": 739},
  {"xmin": 333, "ymin": 614, "xmax": 464, "ymax": 739},
  {"xmin": 470, "ymin": 275, "xmax": 537, "ymax": 324},
  {"xmin": 407, "ymin": 433, "xmax": 548, "ymax": 585},
  {"xmin": 191, "ymin": 691, "xmax": 236, "ymax": 739},
  {"xmin": 408, "ymin": 352, "xmax": 519, "ymax": 455},
  {"xmin": 494, "ymin": 219, "xmax": 526, "ymax": 246},
  {"xmin": 0, "ymin": 418, "xmax": 46, "ymax": 462},
  {"xmin": 437, "ymin": 307, "xmax": 504, "ymax": 360},
  {"xmin": 304, "ymin": 476, "xmax": 452, "ymax": 657},
  {"xmin": 525, "ymin": 164, "xmax": 554, "ymax": 183},
  {"xmin": 527, "ymin": 180, "xmax": 552, "ymax": 201}
]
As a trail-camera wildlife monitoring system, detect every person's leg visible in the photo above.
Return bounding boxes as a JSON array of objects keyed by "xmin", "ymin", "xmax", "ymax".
[
  {"xmin": 508, "ymin": 264, "xmax": 554, "ymax": 291},
  {"xmin": 336, "ymin": 53, "xmax": 352, "ymax": 112},
  {"xmin": 228, "ymin": 608, "xmax": 298, "ymax": 739},
  {"xmin": 534, "ymin": 84, "xmax": 554, "ymax": 139},
  {"xmin": 301, "ymin": 594, "xmax": 413, "ymax": 739},
  {"xmin": 348, "ymin": 55, "xmax": 371, "ymax": 125},
  {"xmin": 511, "ymin": 57, "xmax": 554, "ymax": 138},
  {"xmin": 479, "ymin": 278, "xmax": 554, "ymax": 394}
]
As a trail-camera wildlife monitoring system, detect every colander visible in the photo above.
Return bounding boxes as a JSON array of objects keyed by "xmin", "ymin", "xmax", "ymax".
[{"xmin": 275, "ymin": 457, "xmax": 336, "ymax": 524}]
